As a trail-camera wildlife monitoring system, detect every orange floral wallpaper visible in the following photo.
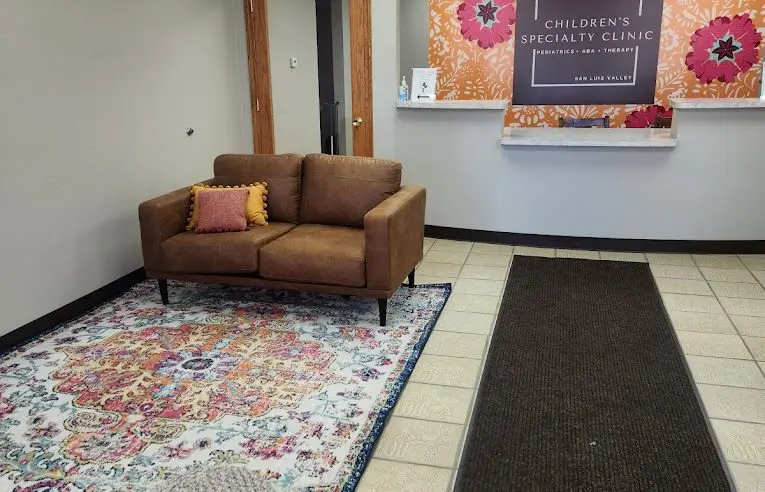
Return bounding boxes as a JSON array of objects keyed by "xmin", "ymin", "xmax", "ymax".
[{"xmin": 429, "ymin": 0, "xmax": 765, "ymax": 127}]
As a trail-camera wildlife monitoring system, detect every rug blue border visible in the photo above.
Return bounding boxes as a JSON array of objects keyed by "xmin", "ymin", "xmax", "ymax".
[{"xmin": 342, "ymin": 283, "xmax": 453, "ymax": 492}]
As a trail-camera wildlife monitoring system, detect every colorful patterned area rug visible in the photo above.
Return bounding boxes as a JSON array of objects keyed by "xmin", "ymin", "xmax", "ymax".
[{"xmin": 0, "ymin": 281, "xmax": 450, "ymax": 491}]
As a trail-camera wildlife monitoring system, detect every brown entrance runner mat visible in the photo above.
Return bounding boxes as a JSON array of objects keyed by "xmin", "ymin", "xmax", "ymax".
[{"xmin": 455, "ymin": 256, "xmax": 730, "ymax": 491}]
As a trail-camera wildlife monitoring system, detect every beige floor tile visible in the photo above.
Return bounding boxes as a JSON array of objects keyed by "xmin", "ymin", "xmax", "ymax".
[
  {"xmin": 722, "ymin": 298, "xmax": 765, "ymax": 318},
  {"xmin": 655, "ymin": 278, "xmax": 713, "ymax": 296},
  {"xmin": 416, "ymin": 276, "xmax": 456, "ymax": 286},
  {"xmin": 555, "ymin": 249, "xmax": 600, "ymax": 259},
  {"xmin": 645, "ymin": 253, "xmax": 695, "ymax": 266},
  {"xmin": 436, "ymin": 311, "xmax": 495, "ymax": 335},
  {"xmin": 454, "ymin": 279, "xmax": 505, "ymax": 297},
  {"xmin": 418, "ymin": 262, "xmax": 463, "ymax": 278},
  {"xmin": 744, "ymin": 337, "xmax": 765, "ymax": 361},
  {"xmin": 729, "ymin": 462, "xmax": 765, "ymax": 492},
  {"xmin": 649, "ymin": 264, "xmax": 704, "ymax": 280},
  {"xmin": 711, "ymin": 419, "xmax": 765, "ymax": 465},
  {"xmin": 668, "ymin": 312, "xmax": 736, "ymax": 334},
  {"xmin": 471, "ymin": 243, "xmax": 514, "ymax": 255},
  {"xmin": 423, "ymin": 331, "xmax": 487, "ymax": 359},
  {"xmin": 423, "ymin": 237, "xmax": 436, "ymax": 248},
  {"xmin": 686, "ymin": 356, "xmax": 765, "ymax": 389},
  {"xmin": 698, "ymin": 384, "xmax": 765, "ymax": 423},
  {"xmin": 393, "ymin": 383, "xmax": 474, "ymax": 424},
  {"xmin": 514, "ymin": 246, "xmax": 555, "ymax": 258},
  {"xmin": 431, "ymin": 239, "xmax": 472, "ymax": 253},
  {"xmin": 693, "ymin": 254, "xmax": 746, "ymax": 269},
  {"xmin": 600, "ymin": 252, "xmax": 647, "ymax": 262},
  {"xmin": 741, "ymin": 255, "xmax": 765, "ymax": 271},
  {"xmin": 357, "ymin": 460, "xmax": 452, "ymax": 492},
  {"xmin": 754, "ymin": 270, "xmax": 765, "ymax": 286},
  {"xmin": 423, "ymin": 246, "xmax": 431, "ymax": 255},
  {"xmin": 373, "ymin": 417, "xmax": 463, "ymax": 468},
  {"xmin": 465, "ymin": 253, "xmax": 511, "ymax": 267},
  {"xmin": 423, "ymin": 250, "xmax": 469, "ymax": 265},
  {"xmin": 459, "ymin": 265, "xmax": 508, "ymax": 281},
  {"xmin": 445, "ymin": 293, "xmax": 499, "ymax": 314},
  {"xmin": 731, "ymin": 316, "xmax": 765, "ymax": 338},
  {"xmin": 711, "ymin": 282, "xmax": 765, "ymax": 300},
  {"xmin": 662, "ymin": 293, "xmax": 723, "ymax": 314},
  {"xmin": 701, "ymin": 267, "xmax": 757, "ymax": 284},
  {"xmin": 675, "ymin": 332, "xmax": 751, "ymax": 359},
  {"xmin": 410, "ymin": 355, "xmax": 481, "ymax": 388}
]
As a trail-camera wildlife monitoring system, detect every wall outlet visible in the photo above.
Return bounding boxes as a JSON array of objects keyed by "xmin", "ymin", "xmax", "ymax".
[{"xmin": 290, "ymin": 57, "xmax": 298, "ymax": 69}]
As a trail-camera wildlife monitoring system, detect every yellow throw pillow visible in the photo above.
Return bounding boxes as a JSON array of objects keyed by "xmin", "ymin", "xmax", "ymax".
[{"xmin": 187, "ymin": 183, "xmax": 268, "ymax": 230}]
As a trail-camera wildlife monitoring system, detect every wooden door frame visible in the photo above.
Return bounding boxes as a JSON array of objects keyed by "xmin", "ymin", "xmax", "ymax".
[
  {"xmin": 349, "ymin": 0, "xmax": 373, "ymax": 156},
  {"xmin": 243, "ymin": 0, "xmax": 372, "ymax": 156},
  {"xmin": 244, "ymin": 0, "xmax": 275, "ymax": 154}
]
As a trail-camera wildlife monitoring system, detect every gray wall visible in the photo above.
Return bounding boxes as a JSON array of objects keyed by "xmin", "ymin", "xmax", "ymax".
[
  {"xmin": 267, "ymin": 0, "xmax": 322, "ymax": 154},
  {"xmin": 399, "ymin": 0, "xmax": 430, "ymax": 82},
  {"xmin": 0, "ymin": 0, "xmax": 252, "ymax": 335},
  {"xmin": 394, "ymin": 108, "xmax": 765, "ymax": 240}
]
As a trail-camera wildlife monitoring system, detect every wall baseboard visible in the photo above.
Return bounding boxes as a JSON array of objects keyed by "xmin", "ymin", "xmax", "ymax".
[
  {"xmin": 425, "ymin": 226, "xmax": 765, "ymax": 254},
  {"xmin": 0, "ymin": 268, "xmax": 146, "ymax": 355}
]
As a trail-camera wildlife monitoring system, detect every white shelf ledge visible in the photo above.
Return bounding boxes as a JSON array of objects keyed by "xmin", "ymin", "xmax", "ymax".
[
  {"xmin": 670, "ymin": 98, "xmax": 765, "ymax": 109},
  {"xmin": 396, "ymin": 100, "xmax": 508, "ymax": 110},
  {"xmin": 500, "ymin": 128, "xmax": 677, "ymax": 148}
]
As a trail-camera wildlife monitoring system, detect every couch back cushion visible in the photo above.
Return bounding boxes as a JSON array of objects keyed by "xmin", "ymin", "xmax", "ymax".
[
  {"xmin": 213, "ymin": 154, "xmax": 302, "ymax": 223},
  {"xmin": 299, "ymin": 154, "xmax": 402, "ymax": 228}
]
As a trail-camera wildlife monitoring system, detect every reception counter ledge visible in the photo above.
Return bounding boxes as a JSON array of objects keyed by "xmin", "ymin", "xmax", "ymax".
[
  {"xmin": 393, "ymin": 97, "xmax": 765, "ymax": 244},
  {"xmin": 500, "ymin": 128, "xmax": 676, "ymax": 148}
]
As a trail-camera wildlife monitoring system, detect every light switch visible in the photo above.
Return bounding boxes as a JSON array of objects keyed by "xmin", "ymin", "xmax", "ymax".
[{"xmin": 290, "ymin": 57, "xmax": 298, "ymax": 69}]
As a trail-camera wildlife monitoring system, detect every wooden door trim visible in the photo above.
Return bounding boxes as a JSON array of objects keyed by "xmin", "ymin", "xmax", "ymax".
[
  {"xmin": 350, "ymin": 0, "xmax": 373, "ymax": 156},
  {"xmin": 244, "ymin": 0, "xmax": 275, "ymax": 154}
]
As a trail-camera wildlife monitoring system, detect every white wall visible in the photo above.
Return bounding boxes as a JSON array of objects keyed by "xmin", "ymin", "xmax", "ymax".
[
  {"xmin": 267, "ymin": 0, "xmax": 322, "ymax": 155},
  {"xmin": 372, "ymin": 0, "xmax": 400, "ymax": 159},
  {"xmin": 394, "ymin": 108, "xmax": 765, "ymax": 240},
  {"xmin": 399, "ymin": 0, "xmax": 430, "ymax": 81},
  {"xmin": 0, "ymin": 0, "xmax": 251, "ymax": 336}
]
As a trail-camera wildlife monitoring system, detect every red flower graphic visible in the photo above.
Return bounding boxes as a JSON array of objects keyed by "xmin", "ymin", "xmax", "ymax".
[
  {"xmin": 685, "ymin": 13, "xmax": 762, "ymax": 84},
  {"xmin": 625, "ymin": 105, "xmax": 673, "ymax": 128},
  {"xmin": 457, "ymin": 0, "xmax": 516, "ymax": 49}
]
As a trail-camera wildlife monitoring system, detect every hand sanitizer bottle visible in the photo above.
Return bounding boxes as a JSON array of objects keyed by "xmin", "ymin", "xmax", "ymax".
[{"xmin": 399, "ymin": 76, "xmax": 409, "ymax": 103}]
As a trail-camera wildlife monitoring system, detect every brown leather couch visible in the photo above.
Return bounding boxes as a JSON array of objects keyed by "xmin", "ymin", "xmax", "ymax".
[{"xmin": 138, "ymin": 153, "xmax": 426, "ymax": 325}]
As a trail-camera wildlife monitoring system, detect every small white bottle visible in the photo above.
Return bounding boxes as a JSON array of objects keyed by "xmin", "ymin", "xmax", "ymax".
[{"xmin": 399, "ymin": 76, "xmax": 409, "ymax": 102}]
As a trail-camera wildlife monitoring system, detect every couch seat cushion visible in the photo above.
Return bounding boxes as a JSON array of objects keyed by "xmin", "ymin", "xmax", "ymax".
[
  {"xmin": 259, "ymin": 224, "xmax": 366, "ymax": 287},
  {"xmin": 160, "ymin": 223, "xmax": 295, "ymax": 274}
]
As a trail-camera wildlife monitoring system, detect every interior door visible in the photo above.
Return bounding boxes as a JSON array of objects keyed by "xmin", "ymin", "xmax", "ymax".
[
  {"xmin": 349, "ymin": 0, "xmax": 373, "ymax": 157},
  {"xmin": 243, "ymin": 0, "xmax": 371, "ymax": 156}
]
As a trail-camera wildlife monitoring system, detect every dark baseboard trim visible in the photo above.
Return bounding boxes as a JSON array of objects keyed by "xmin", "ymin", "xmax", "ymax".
[
  {"xmin": 1, "ymin": 268, "xmax": 146, "ymax": 355},
  {"xmin": 425, "ymin": 226, "xmax": 765, "ymax": 254}
]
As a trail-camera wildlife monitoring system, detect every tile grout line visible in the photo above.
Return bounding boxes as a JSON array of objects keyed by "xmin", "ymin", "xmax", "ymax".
[
  {"xmin": 739, "ymin": 258, "xmax": 765, "ymax": 381},
  {"xmin": 710, "ymin": 415, "xmax": 765, "ymax": 426},
  {"xmin": 665, "ymin": 255, "xmax": 743, "ymax": 490},
  {"xmin": 449, "ymin": 246, "xmax": 513, "ymax": 491},
  {"xmin": 691, "ymin": 255, "xmax": 765, "ymax": 380},
  {"xmin": 370, "ymin": 456, "xmax": 457, "ymax": 471}
]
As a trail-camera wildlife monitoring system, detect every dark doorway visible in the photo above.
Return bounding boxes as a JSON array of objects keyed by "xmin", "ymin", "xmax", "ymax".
[{"xmin": 315, "ymin": 0, "xmax": 340, "ymax": 155}]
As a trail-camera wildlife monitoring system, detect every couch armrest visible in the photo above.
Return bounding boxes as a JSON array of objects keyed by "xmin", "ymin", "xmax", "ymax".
[
  {"xmin": 364, "ymin": 185, "xmax": 426, "ymax": 292},
  {"xmin": 138, "ymin": 184, "xmax": 203, "ymax": 271}
]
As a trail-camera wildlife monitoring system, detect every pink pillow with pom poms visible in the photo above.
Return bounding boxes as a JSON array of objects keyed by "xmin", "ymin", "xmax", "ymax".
[{"xmin": 195, "ymin": 188, "xmax": 248, "ymax": 233}]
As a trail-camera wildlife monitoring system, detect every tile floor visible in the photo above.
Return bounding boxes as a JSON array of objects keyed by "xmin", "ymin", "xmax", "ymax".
[{"xmin": 356, "ymin": 240, "xmax": 765, "ymax": 492}]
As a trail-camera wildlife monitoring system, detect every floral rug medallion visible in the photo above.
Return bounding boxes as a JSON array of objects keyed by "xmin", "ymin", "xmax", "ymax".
[{"xmin": 0, "ymin": 281, "xmax": 450, "ymax": 491}]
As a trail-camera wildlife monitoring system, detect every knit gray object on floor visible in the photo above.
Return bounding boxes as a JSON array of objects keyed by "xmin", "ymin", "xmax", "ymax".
[{"xmin": 156, "ymin": 466, "xmax": 274, "ymax": 492}]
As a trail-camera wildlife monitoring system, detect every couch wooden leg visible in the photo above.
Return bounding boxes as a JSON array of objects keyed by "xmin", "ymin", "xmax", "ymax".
[
  {"xmin": 408, "ymin": 269, "xmax": 415, "ymax": 288},
  {"xmin": 378, "ymin": 298, "xmax": 387, "ymax": 326},
  {"xmin": 158, "ymin": 279, "xmax": 169, "ymax": 305}
]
